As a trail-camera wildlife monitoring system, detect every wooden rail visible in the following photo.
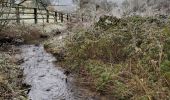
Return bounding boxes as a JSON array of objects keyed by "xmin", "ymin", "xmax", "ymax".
[
  {"xmin": 0, "ymin": 3, "xmax": 74, "ymax": 24},
  {"xmin": 0, "ymin": 2, "xmax": 86, "ymax": 24}
]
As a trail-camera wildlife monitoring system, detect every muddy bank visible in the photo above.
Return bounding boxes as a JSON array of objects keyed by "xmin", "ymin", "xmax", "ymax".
[{"xmin": 18, "ymin": 44, "xmax": 106, "ymax": 100}]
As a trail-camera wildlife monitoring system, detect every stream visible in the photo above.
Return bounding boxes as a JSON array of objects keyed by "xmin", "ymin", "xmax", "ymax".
[{"xmin": 18, "ymin": 44, "xmax": 103, "ymax": 100}]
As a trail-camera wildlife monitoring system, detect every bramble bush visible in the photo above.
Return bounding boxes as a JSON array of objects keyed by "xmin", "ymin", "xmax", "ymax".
[{"xmin": 47, "ymin": 15, "xmax": 170, "ymax": 99}]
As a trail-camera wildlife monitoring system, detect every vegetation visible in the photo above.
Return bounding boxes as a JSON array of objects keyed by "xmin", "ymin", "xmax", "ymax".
[
  {"xmin": 0, "ymin": 49, "xmax": 28, "ymax": 99},
  {"xmin": 0, "ymin": 24, "xmax": 45, "ymax": 45},
  {"xmin": 45, "ymin": 16, "xmax": 170, "ymax": 99},
  {"xmin": 0, "ymin": 18, "xmax": 43, "ymax": 100},
  {"xmin": 0, "ymin": 23, "xmax": 43, "ymax": 99},
  {"xmin": 1, "ymin": 0, "xmax": 170, "ymax": 99}
]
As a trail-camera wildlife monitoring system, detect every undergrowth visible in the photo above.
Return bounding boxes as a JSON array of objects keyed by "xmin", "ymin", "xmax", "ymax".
[
  {"xmin": 0, "ymin": 24, "xmax": 43, "ymax": 44},
  {"xmin": 0, "ymin": 51, "xmax": 27, "ymax": 99},
  {"xmin": 0, "ymin": 23, "xmax": 43, "ymax": 99},
  {"xmin": 46, "ymin": 16, "xmax": 170, "ymax": 99}
]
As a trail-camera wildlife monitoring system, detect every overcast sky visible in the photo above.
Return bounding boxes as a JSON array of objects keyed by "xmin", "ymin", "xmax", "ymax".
[
  {"xmin": 108, "ymin": 0, "xmax": 124, "ymax": 3},
  {"xmin": 51, "ymin": 0, "xmax": 74, "ymax": 5},
  {"xmin": 15, "ymin": 0, "xmax": 125, "ymax": 6},
  {"xmin": 51, "ymin": 0, "xmax": 125, "ymax": 12},
  {"xmin": 55, "ymin": 0, "xmax": 125, "ymax": 5}
]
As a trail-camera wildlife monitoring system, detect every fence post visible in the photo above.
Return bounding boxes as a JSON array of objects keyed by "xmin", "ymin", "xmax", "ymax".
[
  {"xmin": 46, "ymin": 10, "xmax": 49, "ymax": 23},
  {"xmin": 60, "ymin": 13, "xmax": 63, "ymax": 22},
  {"xmin": 2, "ymin": 2, "xmax": 4, "ymax": 7},
  {"xmin": 58, "ymin": 13, "xmax": 60, "ymax": 20},
  {"xmin": 16, "ymin": 7, "xmax": 20, "ymax": 24},
  {"xmin": 34, "ymin": 8, "xmax": 37, "ymax": 24},
  {"xmin": 66, "ymin": 14, "xmax": 69, "ymax": 21},
  {"xmin": 55, "ymin": 12, "xmax": 58, "ymax": 22}
]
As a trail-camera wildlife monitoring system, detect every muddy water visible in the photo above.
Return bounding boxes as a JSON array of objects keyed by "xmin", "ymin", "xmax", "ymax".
[{"xmin": 19, "ymin": 45, "xmax": 102, "ymax": 100}]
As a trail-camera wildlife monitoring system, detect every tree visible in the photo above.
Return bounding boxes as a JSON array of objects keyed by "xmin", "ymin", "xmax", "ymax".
[{"xmin": 122, "ymin": 0, "xmax": 129, "ymax": 9}]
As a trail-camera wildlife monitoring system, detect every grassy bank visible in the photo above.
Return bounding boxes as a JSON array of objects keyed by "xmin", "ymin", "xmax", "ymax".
[
  {"xmin": 0, "ymin": 23, "xmax": 50, "ymax": 45},
  {"xmin": 45, "ymin": 16, "xmax": 170, "ymax": 99},
  {"xmin": 0, "ymin": 49, "xmax": 27, "ymax": 99}
]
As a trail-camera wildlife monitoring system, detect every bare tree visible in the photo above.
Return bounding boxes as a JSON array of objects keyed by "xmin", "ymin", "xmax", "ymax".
[{"xmin": 121, "ymin": 0, "xmax": 170, "ymax": 16}]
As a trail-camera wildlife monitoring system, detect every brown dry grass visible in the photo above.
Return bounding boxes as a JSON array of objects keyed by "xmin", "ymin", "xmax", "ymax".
[{"xmin": 0, "ymin": 24, "xmax": 43, "ymax": 43}]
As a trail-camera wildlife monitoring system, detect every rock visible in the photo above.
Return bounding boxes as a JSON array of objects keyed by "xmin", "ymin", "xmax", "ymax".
[
  {"xmin": 27, "ymin": 88, "xmax": 31, "ymax": 94},
  {"xmin": 39, "ymin": 75, "xmax": 45, "ymax": 77},
  {"xmin": 21, "ymin": 83, "xmax": 31, "ymax": 94},
  {"xmin": 22, "ymin": 83, "xmax": 31, "ymax": 88},
  {"xmin": 64, "ymin": 70, "xmax": 70, "ymax": 83},
  {"xmin": 65, "ymin": 78, "xmax": 68, "ymax": 83},
  {"xmin": 46, "ymin": 89, "xmax": 51, "ymax": 91},
  {"xmin": 14, "ymin": 38, "xmax": 24, "ymax": 45},
  {"xmin": 35, "ymin": 43, "xmax": 40, "ymax": 47},
  {"xmin": 40, "ymin": 34, "xmax": 48, "ymax": 39},
  {"xmin": 54, "ymin": 52, "xmax": 64, "ymax": 62},
  {"xmin": 64, "ymin": 70, "xmax": 71, "ymax": 76},
  {"xmin": 17, "ymin": 73, "xmax": 23, "ymax": 78},
  {"xmin": 17, "ymin": 59, "xmax": 24, "ymax": 65}
]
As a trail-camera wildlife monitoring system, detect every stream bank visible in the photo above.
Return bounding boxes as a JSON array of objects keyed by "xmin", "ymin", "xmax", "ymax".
[
  {"xmin": 0, "ymin": 45, "xmax": 27, "ymax": 100},
  {"xmin": 18, "ymin": 44, "xmax": 106, "ymax": 100},
  {"xmin": 0, "ymin": 22, "xmax": 110, "ymax": 100}
]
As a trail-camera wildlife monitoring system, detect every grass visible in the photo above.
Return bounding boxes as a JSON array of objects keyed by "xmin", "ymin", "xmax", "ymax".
[
  {"xmin": 0, "ymin": 23, "xmax": 45, "ymax": 44},
  {"xmin": 45, "ymin": 15, "xmax": 170, "ymax": 99},
  {"xmin": 0, "ymin": 51, "xmax": 27, "ymax": 99}
]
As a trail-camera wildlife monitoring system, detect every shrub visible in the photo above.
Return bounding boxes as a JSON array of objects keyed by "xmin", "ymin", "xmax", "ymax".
[{"xmin": 48, "ymin": 15, "xmax": 170, "ymax": 99}]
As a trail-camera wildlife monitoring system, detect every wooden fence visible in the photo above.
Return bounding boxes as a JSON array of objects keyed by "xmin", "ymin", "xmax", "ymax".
[{"xmin": 0, "ymin": 2, "xmax": 80, "ymax": 24}]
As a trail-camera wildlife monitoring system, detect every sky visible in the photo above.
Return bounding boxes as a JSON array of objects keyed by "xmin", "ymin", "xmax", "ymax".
[
  {"xmin": 108, "ymin": 0, "xmax": 124, "ymax": 4},
  {"xmin": 55, "ymin": 0, "xmax": 125, "ymax": 5},
  {"xmin": 50, "ymin": 0, "xmax": 77, "ymax": 12},
  {"xmin": 14, "ymin": 0, "xmax": 125, "ymax": 12},
  {"xmin": 15, "ymin": 0, "xmax": 75, "ymax": 5},
  {"xmin": 59, "ymin": 0, "xmax": 73, "ymax": 5},
  {"xmin": 50, "ymin": 0, "xmax": 125, "ymax": 12},
  {"xmin": 51, "ymin": 0, "xmax": 74, "ymax": 5},
  {"xmin": 15, "ymin": 0, "xmax": 125, "ymax": 6}
]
